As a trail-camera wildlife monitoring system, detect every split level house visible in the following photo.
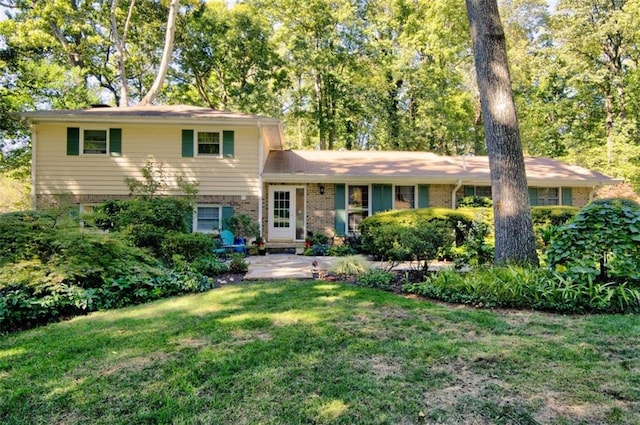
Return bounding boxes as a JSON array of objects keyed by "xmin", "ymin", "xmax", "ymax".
[{"xmin": 24, "ymin": 105, "xmax": 621, "ymax": 243}]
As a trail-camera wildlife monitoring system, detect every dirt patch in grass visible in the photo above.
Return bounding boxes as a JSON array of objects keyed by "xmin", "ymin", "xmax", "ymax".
[
  {"xmin": 231, "ymin": 329, "xmax": 272, "ymax": 345},
  {"xmin": 100, "ymin": 351, "xmax": 171, "ymax": 377}
]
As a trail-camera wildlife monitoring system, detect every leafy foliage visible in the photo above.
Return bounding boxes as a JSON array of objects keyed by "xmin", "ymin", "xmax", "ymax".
[
  {"xmin": 404, "ymin": 265, "xmax": 640, "ymax": 314},
  {"xmin": 545, "ymin": 198, "xmax": 640, "ymax": 283},
  {"xmin": 457, "ymin": 196, "xmax": 492, "ymax": 208},
  {"xmin": 356, "ymin": 269, "xmax": 396, "ymax": 291},
  {"xmin": 361, "ymin": 220, "xmax": 454, "ymax": 272}
]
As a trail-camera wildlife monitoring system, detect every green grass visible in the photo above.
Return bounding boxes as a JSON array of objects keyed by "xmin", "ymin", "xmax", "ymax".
[{"xmin": 1, "ymin": 281, "xmax": 639, "ymax": 424}]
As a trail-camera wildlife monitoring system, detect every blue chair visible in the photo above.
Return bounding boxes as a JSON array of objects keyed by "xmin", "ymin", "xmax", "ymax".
[
  {"xmin": 220, "ymin": 230, "xmax": 246, "ymax": 254},
  {"xmin": 213, "ymin": 236, "xmax": 227, "ymax": 259}
]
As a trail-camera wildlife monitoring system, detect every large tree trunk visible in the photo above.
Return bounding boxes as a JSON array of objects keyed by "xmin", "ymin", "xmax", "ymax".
[
  {"xmin": 110, "ymin": 0, "xmax": 136, "ymax": 107},
  {"xmin": 465, "ymin": 0, "xmax": 538, "ymax": 265},
  {"xmin": 139, "ymin": 0, "xmax": 179, "ymax": 106}
]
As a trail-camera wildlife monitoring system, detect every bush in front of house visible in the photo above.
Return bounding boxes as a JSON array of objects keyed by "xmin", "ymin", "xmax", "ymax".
[
  {"xmin": 545, "ymin": 198, "xmax": 640, "ymax": 284},
  {"xmin": 93, "ymin": 198, "xmax": 193, "ymax": 256},
  {"xmin": 457, "ymin": 196, "xmax": 492, "ymax": 208},
  {"xmin": 0, "ymin": 209, "xmax": 221, "ymax": 333},
  {"xmin": 357, "ymin": 269, "xmax": 396, "ymax": 291},
  {"xmin": 404, "ymin": 264, "xmax": 640, "ymax": 314},
  {"xmin": 361, "ymin": 219, "xmax": 455, "ymax": 273}
]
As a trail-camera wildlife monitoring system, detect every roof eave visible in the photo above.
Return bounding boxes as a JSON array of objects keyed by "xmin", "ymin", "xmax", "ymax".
[
  {"xmin": 21, "ymin": 112, "xmax": 281, "ymax": 126},
  {"xmin": 262, "ymin": 173, "xmax": 623, "ymax": 187}
]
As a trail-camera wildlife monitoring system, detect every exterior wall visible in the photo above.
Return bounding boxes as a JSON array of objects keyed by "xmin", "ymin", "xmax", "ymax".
[
  {"xmin": 34, "ymin": 122, "xmax": 261, "ymax": 198},
  {"xmin": 431, "ymin": 184, "xmax": 456, "ymax": 208},
  {"xmin": 307, "ymin": 183, "xmax": 336, "ymax": 236},
  {"xmin": 572, "ymin": 187, "xmax": 591, "ymax": 207}
]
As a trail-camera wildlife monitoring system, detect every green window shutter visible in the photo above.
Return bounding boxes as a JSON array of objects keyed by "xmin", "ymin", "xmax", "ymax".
[
  {"xmin": 372, "ymin": 184, "xmax": 392, "ymax": 214},
  {"xmin": 334, "ymin": 184, "xmax": 346, "ymax": 235},
  {"xmin": 185, "ymin": 210, "xmax": 194, "ymax": 233},
  {"xmin": 418, "ymin": 184, "xmax": 430, "ymax": 208},
  {"xmin": 223, "ymin": 130, "xmax": 235, "ymax": 158},
  {"xmin": 464, "ymin": 186, "xmax": 475, "ymax": 197},
  {"xmin": 221, "ymin": 206, "xmax": 234, "ymax": 230},
  {"xmin": 182, "ymin": 129, "xmax": 194, "ymax": 157},
  {"xmin": 109, "ymin": 128, "xmax": 122, "ymax": 156},
  {"xmin": 529, "ymin": 187, "xmax": 539, "ymax": 206},
  {"xmin": 562, "ymin": 188, "xmax": 573, "ymax": 206},
  {"xmin": 67, "ymin": 127, "xmax": 80, "ymax": 156}
]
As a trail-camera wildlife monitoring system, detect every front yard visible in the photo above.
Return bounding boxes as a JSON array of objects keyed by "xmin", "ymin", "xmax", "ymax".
[{"xmin": 1, "ymin": 280, "xmax": 638, "ymax": 424}]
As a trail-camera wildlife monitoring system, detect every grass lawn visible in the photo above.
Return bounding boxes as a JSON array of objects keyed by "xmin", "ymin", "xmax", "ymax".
[{"xmin": 1, "ymin": 281, "xmax": 639, "ymax": 424}]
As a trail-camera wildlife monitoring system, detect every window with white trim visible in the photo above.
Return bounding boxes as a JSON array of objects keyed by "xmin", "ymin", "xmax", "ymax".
[
  {"xmin": 197, "ymin": 131, "xmax": 221, "ymax": 156},
  {"xmin": 348, "ymin": 185, "xmax": 369, "ymax": 233},
  {"xmin": 195, "ymin": 205, "xmax": 221, "ymax": 232},
  {"xmin": 83, "ymin": 129, "xmax": 108, "ymax": 154},
  {"xmin": 395, "ymin": 186, "xmax": 415, "ymax": 209}
]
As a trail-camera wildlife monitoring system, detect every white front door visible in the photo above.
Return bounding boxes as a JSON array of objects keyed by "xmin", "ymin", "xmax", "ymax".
[{"xmin": 268, "ymin": 186, "xmax": 305, "ymax": 241}]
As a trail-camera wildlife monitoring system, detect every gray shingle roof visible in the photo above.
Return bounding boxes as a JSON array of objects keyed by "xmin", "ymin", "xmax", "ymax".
[{"xmin": 262, "ymin": 150, "xmax": 620, "ymax": 187}]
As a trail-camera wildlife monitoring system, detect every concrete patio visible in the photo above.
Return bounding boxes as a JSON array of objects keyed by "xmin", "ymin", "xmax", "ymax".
[{"xmin": 244, "ymin": 253, "xmax": 454, "ymax": 280}]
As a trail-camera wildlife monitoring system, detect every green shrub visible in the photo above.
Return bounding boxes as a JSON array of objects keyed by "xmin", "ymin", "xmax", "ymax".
[
  {"xmin": 545, "ymin": 198, "xmax": 640, "ymax": 282},
  {"xmin": 357, "ymin": 269, "xmax": 395, "ymax": 290},
  {"xmin": 225, "ymin": 214, "xmax": 260, "ymax": 241},
  {"xmin": 161, "ymin": 231, "xmax": 215, "ymax": 263},
  {"xmin": 452, "ymin": 217, "xmax": 494, "ymax": 266},
  {"xmin": 191, "ymin": 256, "xmax": 229, "ymax": 277},
  {"xmin": 359, "ymin": 208, "xmax": 475, "ymax": 250},
  {"xmin": 404, "ymin": 265, "xmax": 640, "ymax": 314},
  {"xmin": 362, "ymin": 220, "xmax": 454, "ymax": 271},
  {"xmin": 93, "ymin": 198, "xmax": 192, "ymax": 233},
  {"xmin": 329, "ymin": 255, "xmax": 371, "ymax": 276},
  {"xmin": 457, "ymin": 196, "xmax": 492, "ymax": 208},
  {"xmin": 531, "ymin": 206, "xmax": 579, "ymax": 227},
  {"xmin": 327, "ymin": 244, "xmax": 356, "ymax": 257},
  {"xmin": 228, "ymin": 253, "xmax": 249, "ymax": 274}
]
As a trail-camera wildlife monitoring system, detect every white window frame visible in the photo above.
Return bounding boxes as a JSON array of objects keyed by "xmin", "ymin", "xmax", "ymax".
[
  {"xmin": 194, "ymin": 205, "xmax": 222, "ymax": 233},
  {"xmin": 394, "ymin": 185, "xmax": 416, "ymax": 210},
  {"xmin": 195, "ymin": 130, "xmax": 222, "ymax": 157},
  {"xmin": 347, "ymin": 184, "xmax": 370, "ymax": 234},
  {"xmin": 81, "ymin": 128, "xmax": 109, "ymax": 155}
]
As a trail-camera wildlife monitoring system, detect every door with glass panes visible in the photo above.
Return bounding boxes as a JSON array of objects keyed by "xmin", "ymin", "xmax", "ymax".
[{"xmin": 268, "ymin": 186, "xmax": 305, "ymax": 241}]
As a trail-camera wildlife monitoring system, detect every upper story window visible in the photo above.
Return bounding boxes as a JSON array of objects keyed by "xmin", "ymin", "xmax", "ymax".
[
  {"xmin": 83, "ymin": 129, "xmax": 108, "ymax": 154},
  {"xmin": 197, "ymin": 131, "xmax": 221, "ymax": 156}
]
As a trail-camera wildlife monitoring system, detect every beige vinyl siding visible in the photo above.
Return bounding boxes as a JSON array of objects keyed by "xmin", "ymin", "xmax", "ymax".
[{"xmin": 35, "ymin": 122, "xmax": 261, "ymax": 197}]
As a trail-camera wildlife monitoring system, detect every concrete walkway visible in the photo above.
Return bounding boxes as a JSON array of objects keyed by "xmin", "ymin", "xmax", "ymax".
[
  {"xmin": 245, "ymin": 254, "xmax": 334, "ymax": 280},
  {"xmin": 244, "ymin": 253, "xmax": 454, "ymax": 280}
]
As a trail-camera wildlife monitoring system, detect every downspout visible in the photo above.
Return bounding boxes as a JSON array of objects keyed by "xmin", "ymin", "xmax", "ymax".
[
  {"xmin": 452, "ymin": 179, "xmax": 463, "ymax": 209},
  {"xmin": 30, "ymin": 124, "xmax": 37, "ymax": 209},
  {"xmin": 589, "ymin": 185, "xmax": 596, "ymax": 202},
  {"xmin": 257, "ymin": 121, "xmax": 264, "ymax": 238}
]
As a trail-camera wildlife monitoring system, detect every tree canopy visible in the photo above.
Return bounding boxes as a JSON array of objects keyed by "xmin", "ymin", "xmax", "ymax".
[{"xmin": 1, "ymin": 0, "xmax": 639, "ymax": 188}]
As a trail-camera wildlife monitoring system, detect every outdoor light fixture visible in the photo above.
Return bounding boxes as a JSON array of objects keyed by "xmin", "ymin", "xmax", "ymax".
[{"xmin": 318, "ymin": 184, "xmax": 325, "ymax": 195}]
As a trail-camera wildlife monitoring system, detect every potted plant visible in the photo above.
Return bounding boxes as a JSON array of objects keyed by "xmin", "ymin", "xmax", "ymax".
[
  {"xmin": 225, "ymin": 214, "xmax": 260, "ymax": 245},
  {"xmin": 253, "ymin": 235, "xmax": 267, "ymax": 255}
]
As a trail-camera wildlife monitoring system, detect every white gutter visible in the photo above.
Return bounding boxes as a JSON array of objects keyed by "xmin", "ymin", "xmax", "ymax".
[
  {"xmin": 452, "ymin": 179, "xmax": 463, "ymax": 209},
  {"xmin": 257, "ymin": 121, "xmax": 264, "ymax": 237},
  {"xmin": 30, "ymin": 124, "xmax": 37, "ymax": 209}
]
